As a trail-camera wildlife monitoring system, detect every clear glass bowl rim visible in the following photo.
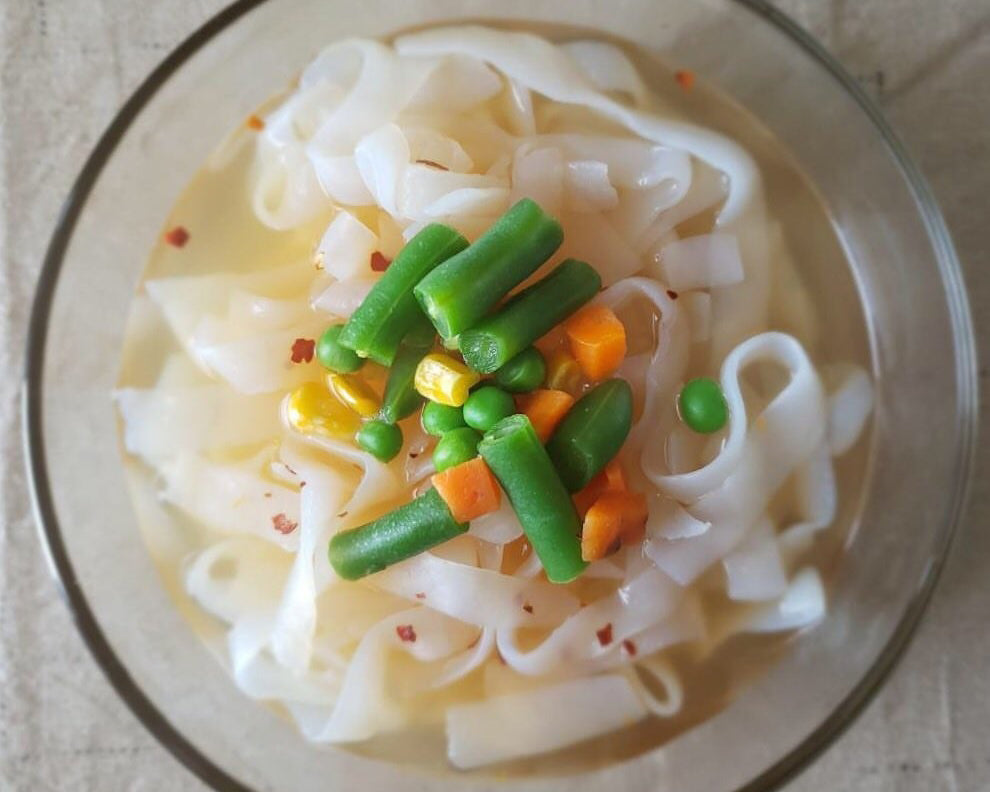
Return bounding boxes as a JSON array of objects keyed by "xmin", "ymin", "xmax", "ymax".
[{"xmin": 21, "ymin": 2, "xmax": 979, "ymax": 791}]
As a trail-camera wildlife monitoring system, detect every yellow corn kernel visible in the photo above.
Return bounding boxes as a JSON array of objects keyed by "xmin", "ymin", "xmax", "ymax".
[
  {"xmin": 545, "ymin": 349, "xmax": 582, "ymax": 393},
  {"xmin": 414, "ymin": 353, "xmax": 480, "ymax": 407},
  {"xmin": 326, "ymin": 372, "xmax": 379, "ymax": 417},
  {"xmin": 285, "ymin": 382, "xmax": 361, "ymax": 438}
]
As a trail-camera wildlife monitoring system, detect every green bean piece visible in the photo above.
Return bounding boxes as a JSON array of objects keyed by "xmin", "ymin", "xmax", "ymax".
[
  {"xmin": 433, "ymin": 427, "xmax": 482, "ymax": 472},
  {"xmin": 316, "ymin": 325, "xmax": 364, "ymax": 373},
  {"xmin": 479, "ymin": 415, "xmax": 587, "ymax": 583},
  {"xmin": 494, "ymin": 347, "xmax": 546, "ymax": 393},
  {"xmin": 459, "ymin": 259, "xmax": 601, "ymax": 374},
  {"xmin": 421, "ymin": 402, "xmax": 466, "ymax": 436},
  {"xmin": 379, "ymin": 336, "xmax": 432, "ymax": 425},
  {"xmin": 339, "ymin": 224, "xmax": 467, "ymax": 365},
  {"xmin": 546, "ymin": 379, "xmax": 633, "ymax": 492},
  {"xmin": 356, "ymin": 420, "xmax": 403, "ymax": 462},
  {"xmin": 462, "ymin": 386, "xmax": 516, "ymax": 432},
  {"xmin": 328, "ymin": 489, "xmax": 468, "ymax": 580},
  {"xmin": 678, "ymin": 377, "xmax": 728, "ymax": 434},
  {"xmin": 414, "ymin": 199, "xmax": 563, "ymax": 339}
]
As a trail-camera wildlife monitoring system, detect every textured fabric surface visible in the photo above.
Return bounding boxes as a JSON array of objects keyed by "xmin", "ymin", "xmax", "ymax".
[{"xmin": 1, "ymin": 1, "xmax": 987, "ymax": 790}]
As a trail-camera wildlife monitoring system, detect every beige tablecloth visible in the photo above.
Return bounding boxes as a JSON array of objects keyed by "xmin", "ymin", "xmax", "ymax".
[{"xmin": 1, "ymin": 1, "xmax": 987, "ymax": 789}]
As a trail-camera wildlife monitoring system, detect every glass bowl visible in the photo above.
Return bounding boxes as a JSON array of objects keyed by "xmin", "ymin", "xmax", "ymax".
[{"xmin": 23, "ymin": 1, "xmax": 977, "ymax": 790}]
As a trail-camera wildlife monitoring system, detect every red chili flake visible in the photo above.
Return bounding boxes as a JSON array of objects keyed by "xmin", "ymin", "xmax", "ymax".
[
  {"xmin": 370, "ymin": 251, "xmax": 392, "ymax": 272},
  {"xmin": 415, "ymin": 159, "xmax": 449, "ymax": 171},
  {"xmin": 272, "ymin": 513, "xmax": 298, "ymax": 535},
  {"xmin": 666, "ymin": 289, "xmax": 679, "ymax": 300},
  {"xmin": 675, "ymin": 70, "xmax": 696, "ymax": 93},
  {"xmin": 263, "ymin": 492, "xmax": 272, "ymax": 499},
  {"xmin": 284, "ymin": 464, "xmax": 298, "ymax": 476},
  {"xmin": 299, "ymin": 481, "xmax": 307, "ymax": 488},
  {"xmin": 246, "ymin": 114, "xmax": 265, "ymax": 131},
  {"xmin": 163, "ymin": 226, "xmax": 189, "ymax": 248},
  {"xmin": 596, "ymin": 623, "xmax": 614, "ymax": 647},
  {"xmin": 290, "ymin": 338, "xmax": 315, "ymax": 364},
  {"xmin": 409, "ymin": 452, "xmax": 420, "ymax": 459},
  {"xmin": 622, "ymin": 639, "xmax": 637, "ymax": 656},
  {"xmin": 415, "ymin": 592, "xmax": 427, "ymax": 600},
  {"xmin": 522, "ymin": 603, "xmax": 534, "ymax": 614},
  {"xmin": 396, "ymin": 624, "xmax": 417, "ymax": 643}
]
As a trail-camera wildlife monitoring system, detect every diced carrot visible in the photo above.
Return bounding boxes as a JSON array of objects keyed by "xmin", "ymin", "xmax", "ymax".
[
  {"xmin": 580, "ymin": 490, "xmax": 648, "ymax": 562},
  {"xmin": 515, "ymin": 389, "xmax": 575, "ymax": 443},
  {"xmin": 563, "ymin": 305, "xmax": 627, "ymax": 382},
  {"xmin": 431, "ymin": 457, "xmax": 501, "ymax": 523},
  {"xmin": 573, "ymin": 459, "xmax": 627, "ymax": 517}
]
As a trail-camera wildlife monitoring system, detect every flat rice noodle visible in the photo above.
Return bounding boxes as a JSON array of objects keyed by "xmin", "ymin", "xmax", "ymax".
[
  {"xmin": 371, "ymin": 554, "xmax": 580, "ymax": 630},
  {"xmin": 625, "ymin": 656, "xmax": 684, "ymax": 717},
  {"xmin": 316, "ymin": 608, "xmax": 477, "ymax": 743},
  {"xmin": 424, "ymin": 186, "xmax": 511, "ymax": 219},
  {"xmin": 560, "ymin": 40, "xmax": 650, "ymax": 107},
  {"xmin": 311, "ymin": 277, "xmax": 376, "ymax": 319},
  {"xmin": 496, "ymin": 568, "xmax": 681, "ymax": 676},
  {"xmin": 659, "ymin": 233, "xmax": 744, "ymax": 291},
  {"xmin": 446, "ymin": 674, "xmax": 648, "ymax": 769},
  {"xmin": 185, "ymin": 537, "xmax": 292, "ymax": 625},
  {"xmin": 564, "ymin": 160, "xmax": 619, "ymax": 213},
  {"xmin": 823, "ymin": 364, "xmax": 874, "ymax": 456},
  {"xmin": 399, "ymin": 164, "xmax": 507, "ymax": 220},
  {"xmin": 541, "ymin": 134, "xmax": 692, "ymax": 191},
  {"xmin": 193, "ymin": 318, "xmax": 326, "ymax": 394},
  {"xmin": 226, "ymin": 289, "xmax": 309, "ymax": 330},
  {"xmin": 468, "ymin": 494, "xmax": 524, "ymax": 545},
  {"xmin": 559, "ymin": 211, "xmax": 640, "ymax": 286},
  {"xmin": 403, "ymin": 126, "xmax": 475, "ymax": 172},
  {"xmin": 645, "ymin": 494, "xmax": 710, "ymax": 541},
  {"xmin": 682, "ymin": 291, "xmax": 712, "ymax": 342},
  {"xmin": 315, "ymin": 209, "xmax": 378, "ymax": 280},
  {"xmin": 646, "ymin": 333, "xmax": 826, "ymax": 585},
  {"xmin": 270, "ymin": 445, "xmax": 352, "ymax": 673},
  {"xmin": 163, "ymin": 450, "xmax": 301, "ymax": 551},
  {"xmin": 394, "ymin": 26, "xmax": 760, "ymax": 223},
  {"xmin": 501, "ymin": 78, "xmax": 536, "ymax": 136},
  {"xmin": 777, "ymin": 442, "xmax": 838, "ymax": 566},
  {"xmin": 115, "ymin": 385, "xmax": 282, "ymax": 465},
  {"xmin": 354, "ymin": 123, "xmax": 409, "ymax": 216},
  {"xmin": 722, "ymin": 519, "xmax": 789, "ymax": 601},
  {"xmin": 510, "ymin": 145, "xmax": 565, "ymax": 215},
  {"xmin": 405, "ymin": 54, "xmax": 503, "ymax": 112},
  {"xmin": 308, "ymin": 151, "xmax": 374, "ymax": 206},
  {"xmin": 253, "ymin": 136, "xmax": 332, "ymax": 229},
  {"xmin": 746, "ymin": 567, "xmax": 826, "ymax": 633},
  {"xmin": 610, "ymin": 180, "xmax": 691, "ymax": 252}
]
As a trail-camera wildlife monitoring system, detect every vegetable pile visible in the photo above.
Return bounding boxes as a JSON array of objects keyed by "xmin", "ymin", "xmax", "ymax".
[{"xmin": 283, "ymin": 198, "xmax": 729, "ymax": 583}]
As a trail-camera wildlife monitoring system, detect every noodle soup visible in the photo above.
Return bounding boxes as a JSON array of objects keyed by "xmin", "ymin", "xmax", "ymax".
[{"xmin": 116, "ymin": 25, "xmax": 873, "ymax": 773}]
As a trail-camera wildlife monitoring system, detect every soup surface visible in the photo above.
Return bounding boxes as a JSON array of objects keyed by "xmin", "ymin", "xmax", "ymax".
[{"xmin": 116, "ymin": 25, "xmax": 873, "ymax": 774}]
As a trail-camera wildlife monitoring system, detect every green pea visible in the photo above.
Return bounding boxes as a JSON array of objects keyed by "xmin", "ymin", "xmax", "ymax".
[
  {"xmin": 494, "ymin": 347, "xmax": 546, "ymax": 393},
  {"xmin": 678, "ymin": 377, "xmax": 728, "ymax": 434},
  {"xmin": 316, "ymin": 325, "xmax": 364, "ymax": 373},
  {"xmin": 433, "ymin": 427, "xmax": 482, "ymax": 472},
  {"xmin": 357, "ymin": 420, "xmax": 403, "ymax": 462},
  {"xmin": 421, "ymin": 401, "xmax": 466, "ymax": 436},
  {"xmin": 462, "ymin": 386, "xmax": 516, "ymax": 432}
]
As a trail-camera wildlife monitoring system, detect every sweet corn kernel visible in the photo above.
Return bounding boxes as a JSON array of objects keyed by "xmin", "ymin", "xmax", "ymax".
[
  {"xmin": 414, "ymin": 353, "xmax": 480, "ymax": 407},
  {"xmin": 326, "ymin": 372, "xmax": 379, "ymax": 417},
  {"xmin": 285, "ymin": 382, "xmax": 361, "ymax": 438},
  {"xmin": 545, "ymin": 349, "xmax": 582, "ymax": 393}
]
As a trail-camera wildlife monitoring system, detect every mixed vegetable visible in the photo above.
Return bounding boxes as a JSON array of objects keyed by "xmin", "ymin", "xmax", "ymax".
[{"xmin": 283, "ymin": 198, "xmax": 730, "ymax": 583}]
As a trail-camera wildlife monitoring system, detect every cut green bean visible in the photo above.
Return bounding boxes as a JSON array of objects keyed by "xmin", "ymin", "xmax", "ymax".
[
  {"xmin": 459, "ymin": 259, "xmax": 601, "ymax": 374},
  {"xmin": 339, "ymin": 224, "xmax": 467, "ymax": 365},
  {"xmin": 494, "ymin": 347, "xmax": 546, "ymax": 393},
  {"xmin": 328, "ymin": 488, "xmax": 467, "ymax": 580},
  {"xmin": 316, "ymin": 325, "xmax": 364, "ymax": 373},
  {"xmin": 414, "ymin": 199, "xmax": 563, "ymax": 339},
  {"xmin": 378, "ymin": 330, "xmax": 433, "ymax": 425},
  {"xmin": 478, "ymin": 414, "xmax": 587, "ymax": 583},
  {"xmin": 546, "ymin": 379, "xmax": 633, "ymax": 492},
  {"xmin": 421, "ymin": 402, "xmax": 466, "ymax": 436}
]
